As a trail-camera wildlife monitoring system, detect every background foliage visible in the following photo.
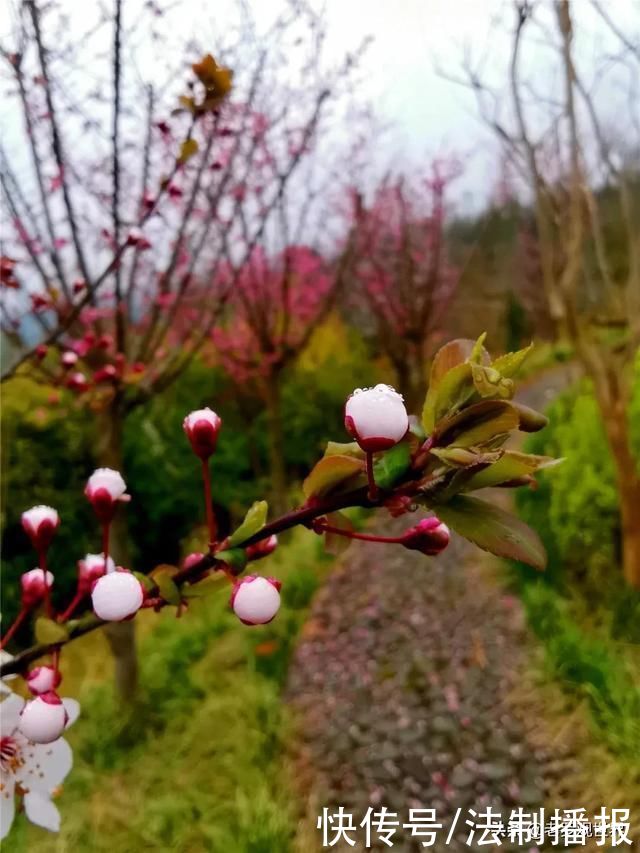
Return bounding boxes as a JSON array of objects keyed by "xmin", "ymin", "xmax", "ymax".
[{"xmin": 513, "ymin": 360, "xmax": 640, "ymax": 757}]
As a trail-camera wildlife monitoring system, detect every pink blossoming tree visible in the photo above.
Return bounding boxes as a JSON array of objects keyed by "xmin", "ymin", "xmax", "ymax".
[
  {"xmin": 350, "ymin": 160, "xmax": 462, "ymax": 410},
  {"xmin": 1, "ymin": 0, "xmax": 366, "ymax": 694},
  {"xmin": 211, "ymin": 242, "xmax": 351, "ymax": 511}
]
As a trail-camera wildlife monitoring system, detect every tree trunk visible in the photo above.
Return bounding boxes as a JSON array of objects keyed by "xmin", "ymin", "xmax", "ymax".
[
  {"xmin": 95, "ymin": 399, "xmax": 139, "ymax": 699},
  {"xmin": 599, "ymin": 397, "xmax": 640, "ymax": 589},
  {"xmin": 262, "ymin": 374, "xmax": 287, "ymax": 516},
  {"xmin": 406, "ymin": 356, "xmax": 427, "ymax": 415}
]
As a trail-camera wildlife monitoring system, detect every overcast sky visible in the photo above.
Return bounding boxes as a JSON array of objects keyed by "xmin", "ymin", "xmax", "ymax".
[
  {"xmin": 2, "ymin": 0, "xmax": 638, "ymax": 215},
  {"xmin": 317, "ymin": 0, "xmax": 640, "ymax": 210}
]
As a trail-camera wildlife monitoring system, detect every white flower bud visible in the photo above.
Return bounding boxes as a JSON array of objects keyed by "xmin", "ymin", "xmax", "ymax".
[
  {"xmin": 344, "ymin": 384, "xmax": 409, "ymax": 452},
  {"xmin": 19, "ymin": 693, "xmax": 68, "ymax": 744},
  {"xmin": 183, "ymin": 408, "xmax": 222, "ymax": 459},
  {"xmin": 77, "ymin": 552, "xmax": 116, "ymax": 594},
  {"xmin": 21, "ymin": 568, "xmax": 54, "ymax": 608},
  {"xmin": 91, "ymin": 570, "xmax": 143, "ymax": 621},
  {"xmin": 231, "ymin": 575, "xmax": 281, "ymax": 626},
  {"xmin": 85, "ymin": 468, "xmax": 129, "ymax": 522},
  {"xmin": 85, "ymin": 468, "xmax": 127, "ymax": 501},
  {"xmin": 26, "ymin": 665, "xmax": 61, "ymax": 696},
  {"xmin": 21, "ymin": 505, "xmax": 60, "ymax": 551}
]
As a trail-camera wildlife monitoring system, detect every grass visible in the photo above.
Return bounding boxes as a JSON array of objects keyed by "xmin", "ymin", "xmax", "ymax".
[
  {"xmin": 521, "ymin": 581, "xmax": 640, "ymax": 760},
  {"xmin": 7, "ymin": 526, "xmax": 334, "ymax": 852}
]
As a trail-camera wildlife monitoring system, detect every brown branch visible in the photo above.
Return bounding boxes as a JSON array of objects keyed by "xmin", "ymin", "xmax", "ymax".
[
  {"xmin": 0, "ymin": 112, "xmax": 198, "ymax": 383},
  {"xmin": 10, "ymin": 53, "xmax": 69, "ymax": 299},
  {"xmin": 27, "ymin": 0, "xmax": 92, "ymax": 290},
  {"xmin": 590, "ymin": 0, "xmax": 640, "ymax": 60},
  {"xmin": 125, "ymin": 85, "xmax": 155, "ymax": 318},
  {"xmin": 135, "ymin": 87, "xmax": 332, "ymax": 403},
  {"xmin": 0, "ymin": 476, "xmax": 397, "ymax": 677},
  {"xmin": 0, "ymin": 162, "xmax": 55, "ymax": 298},
  {"xmin": 112, "ymin": 0, "xmax": 125, "ymax": 353}
]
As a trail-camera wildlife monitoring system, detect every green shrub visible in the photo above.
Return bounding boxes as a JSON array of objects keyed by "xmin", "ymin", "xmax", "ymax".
[
  {"xmin": 516, "ymin": 367, "xmax": 639, "ymax": 603},
  {"xmin": 523, "ymin": 584, "xmax": 640, "ymax": 756},
  {"xmin": 0, "ymin": 380, "xmax": 96, "ymax": 628},
  {"xmin": 514, "ymin": 361, "xmax": 640, "ymax": 759}
]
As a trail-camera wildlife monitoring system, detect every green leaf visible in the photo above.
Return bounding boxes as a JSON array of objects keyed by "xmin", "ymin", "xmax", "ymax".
[
  {"xmin": 462, "ymin": 451, "xmax": 562, "ymax": 491},
  {"xmin": 133, "ymin": 571, "xmax": 155, "ymax": 592},
  {"xmin": 182, "ymin": 573, "xmax": 226, "ymax": 597},
  {"xmin": 422, "ymin": 362, "xmax": 474, "ymax": 434},
  {"xmin": 153, "ymin": 569, "xmax": 181, "ymax": 605},
  {"xmin": 422, "ymin": 339, "xmax": 479, "ymax": 433},
  {"xmin": 431, "ymin": 455, "xmax": 501, "ymax": 502},
  {"xmin": 35, "ymin": 617, "xmax": 69, "ymax": 644},
  {"xmin": 430, "ymin": 447, "xmax": 502, "ymax": 468},
  {"xmin": 215, "ymin": 548, "xmax": 248, "ymax": 571},
  {"xmin": 511, "ymin": 402, "xmax": 549, "ymax": 433},
  {"xmin": 490, "ymin": 343, "xmax": 534, "ymax": 378},
  {"xmin": 434, "ymin": 400, "xmax": 520, "ymax": 448},
  {"xmin": 435, "ymin": 495, "xmax": 547, "ymax": 569},
  {"xmin": 324, "ymin": 441, "xmax": 365, "ymax": 459},
  {"xmin": 408, "ymin": 418, "xmax": 426, "ymax": 440},
  {"xmin": 422, "ymin": 335, "xmax": 498, "ymax": 434},
  {"xmin": 324, "ymin": 511, "xmax": 354, "ymax": 556},
  {"xmin": 470, "ymin": 363, "xmax": 514, "ymax": 399},
  {"xmin": 373, "ymin": 441, "xmax": 411, "ymax": 489},
  {"xmin": 450, "ymin": 408, "xmax": 519, "ymax": 447},
  {"xmin": 177, "ymin": 138, "xmax": 199, "ymax": 164},
  {"xmin": 302, "ymin": 455, "xmax": 365, "ymax": 499},
  {"xmin": 469, "ymin": 331, "xmax": 489, "ymax": 364},
  {"xmin": 228, "ymin": 500, "xmax": 268, "ymax": 547},
  {"xmin": 178, "ymin": 95, "xmax": 196, "ymax": 113},
  {"xmin": 180, "ymin": 584, "xmax": 206, "ymax": 599}
]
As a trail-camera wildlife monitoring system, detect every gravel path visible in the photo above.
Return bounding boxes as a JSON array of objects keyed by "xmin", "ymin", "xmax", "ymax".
[
  {"xmin": 287, "ymin": 526, "xmax": 547, "ymax": 852},
  {"xmin": 286, "ymin": 369, "xmax": 580, "ymax": 853}
]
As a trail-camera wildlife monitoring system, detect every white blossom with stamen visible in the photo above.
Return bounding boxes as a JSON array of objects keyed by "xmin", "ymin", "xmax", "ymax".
[{"xmin": 0, "ymin": 691, "xmax": 79, "ymax": 839}]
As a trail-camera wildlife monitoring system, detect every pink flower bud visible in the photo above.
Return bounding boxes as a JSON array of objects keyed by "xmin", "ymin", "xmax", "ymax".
[
  {"xmin": 35, "ymin": 344, "xmax": 48, "ymax": 360},
  {"xmin": 246, "ymin": 535, "xmax": 278, "ymax": 562},
  {"xmin": 183, "ymin": 408, "xmax": 222, "ymax": 459},
  {"xmin": 126, "ymin": 228, "xmax": 143, "ymax": 246},
  {"xmin": 77, "ymin": 552, "xmax": 115, "ymax": 595},
  {"xmin": 182, "ymin": 551, "xmax": 205, "ymax": 570},
  {"xmin": 72, "ymin": 278, "xmax": 86, "ymax": 294},
  {"xmin": 18, "ymin": 692, "xmax": 68, "ymax": 743},
  {"xmin": 230, "ymin": 575, "xmax": 281, "ymax": 626},
  {"xmin": 91, "ymin": 570, "xmax": 144, "ymax": 621},
  {"xmin": 26, "ymin": 665, "xmax": 62, "ymax": 696},
  {"xmin": 21, "ymin": 568, "xmax": 54, "ymax": 608},
  {"xmin": 61, "ymin": 351, "xmax": 78, "ymax": 368},
  {"xmin": 344, "ymin": 384, "xmax": 408, "ymax": 452},
  {"xmin": 66, "ymin": 371, "xmax": 90, "ymax": 392},
  {"xmin": 97, "ymin": 334, "xmax": 113, "ymax": 350},
  {"xmin": 93, "ymin": 365, "xmax": 117, "ymax": 383},
  {"xmin": 21, "ymin": 505, "xmax": 59, "ymax": 551},
  {"xmin": 402, "ymin": 516, "xmax": 450, "ymax": 556},
  {"xmin": 85, "ymin": 468, "xmax": 129, "ymax": 522}
]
